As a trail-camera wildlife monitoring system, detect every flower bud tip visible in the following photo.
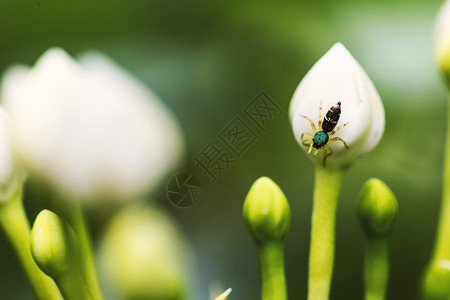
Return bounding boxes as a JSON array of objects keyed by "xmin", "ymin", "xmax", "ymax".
[
  {"xmin": 357, "ymin": 178, "xmax": 398, "ymax": 238},
  {"xmin": 30, "ymin": 209, "xmax": 76, "ymax": 277},
  {"xmin": 243, "ymin": 177, "xmax": 290, "ymax": 245}
]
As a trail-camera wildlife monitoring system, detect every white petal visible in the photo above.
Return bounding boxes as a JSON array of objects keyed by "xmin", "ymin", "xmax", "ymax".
[
  {"xmin": 78, "ymin": 52, "xmax": 183, "ymax": 197},
  {"xmin": 0, "ymin": 109, "xmax": 15, "ymax": 187},
  {"xmin": 2, "ymin": 49, "xmax": 85, "ymax": 181},
  {"xmin": 359, "ymin": 70, "xmax": 385, "ymax": 153},
  {"xmin": 1, "ymin": 48, "xmax": 184, "ymax": 201},
  {"xmin": 0, "ymin": 104, "xmax": 22, "ymax": 201},
  {"xmin": 290, "ymin": 43, "xmax": 384, "ymax": 167}
]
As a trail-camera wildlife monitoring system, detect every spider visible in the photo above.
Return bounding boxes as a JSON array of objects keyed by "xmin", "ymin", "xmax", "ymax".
[{"xmin": 300, "ymin": 101, "xmax": 349, "ymax": 166}]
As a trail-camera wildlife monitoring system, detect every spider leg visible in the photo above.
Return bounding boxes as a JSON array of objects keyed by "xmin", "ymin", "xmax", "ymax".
[
  {"xmin": 329, "ymin": 137, "xmax": 349, "ymax": 149},
  {"xmin": 330, "ymin": 121, "xmax": 349, "ymax": 135},
  {"xmin": 313, "ymin": 148, "xmax": 320, "ymax": 156},
  {"xmin": 301, "ymin": 133, "xmax": 314, "ymax": 140},
  {"xmin": 302, "ymin": 139, "xmax": 314, "ymax": 153},
  {"xmin": 322, "ymin": 145, "xmax": 333, "ymax": 167},
  {"xmin": 318, "ymin": 101, "xmax": 323, "ymax": 130},
  {"xmin": 300, "ymin": 114, "xmax": 317, "ymax": 132}
]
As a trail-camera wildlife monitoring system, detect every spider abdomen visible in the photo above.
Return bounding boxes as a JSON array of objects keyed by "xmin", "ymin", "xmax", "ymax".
[
  {"xmin": 322, "ymin": 101, "xmax": 341, "ymax": 132},
  {"xmin": 313, "ymin": 131, "xmax": 329, "ymax": 149}
]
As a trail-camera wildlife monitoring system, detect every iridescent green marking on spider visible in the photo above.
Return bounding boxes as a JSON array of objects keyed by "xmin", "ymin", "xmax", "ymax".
[{"xmin": 313, "ymin": 131, "xmax": 329, "ymax": 147}]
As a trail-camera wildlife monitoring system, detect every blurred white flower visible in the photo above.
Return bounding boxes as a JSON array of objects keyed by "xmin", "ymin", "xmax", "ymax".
[
  {"xmin": 0, "ymin": 48, "xmax": 183, "ymax": 201},
  {"xmin": 435, "ymin": 0, "xmax": 450, "ymax": 83},
  {"xmin": 0, "ymin": 107, "xmax": 22, "ymax": 202},
  {"xmin": 289, "ymin": 43, "xmax": 384, "ymax": 168}
]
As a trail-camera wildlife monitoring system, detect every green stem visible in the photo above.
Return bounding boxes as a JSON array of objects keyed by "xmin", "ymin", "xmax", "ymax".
[
  {"xmin": 258, "ymin": 242, "xmax": 287, "ymax": 300},
  {"xmin": 423, "ymin": 92, "xmax": 450, "ymax": 299},
  {"xmin": 54, "ymin": 267, "xmax": 91, "ymax": 300},
  {"xmin": 434, "ymin": 92, "xmax": 450, "ymax": 261},
  {"xmin": 0, "ymin": 189, "xmax": 61, "ymax": 300},
  {"xmin": 364, "ymin": 238, "xmax": 389, "ymax": 300},
  {"xmin": 65, "ymin": 203, "xmax": 103, "ymax": 300},
  {"xmin": 308, "ymin": 167, "xmax": 345, "ymax": 300}
]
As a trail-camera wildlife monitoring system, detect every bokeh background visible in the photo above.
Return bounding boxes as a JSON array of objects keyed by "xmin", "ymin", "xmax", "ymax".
[{"xmin": 0, "ymin": 0, "xmax": 447, "ymax": 299}]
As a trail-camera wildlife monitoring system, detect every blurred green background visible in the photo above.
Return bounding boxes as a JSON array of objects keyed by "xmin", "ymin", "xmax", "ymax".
[{"xmin": 0, "ymin": 0, "xmax": 447, "ymax": 299}]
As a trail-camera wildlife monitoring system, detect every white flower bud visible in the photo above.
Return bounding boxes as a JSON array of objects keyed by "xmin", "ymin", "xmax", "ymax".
[
  {"xmin": 0, "ymin": 48, "xmax": 183, "ymax": 201},
  {"xmin": 289, "ymin": 43, "xmax": 384, "ymax": 168}
]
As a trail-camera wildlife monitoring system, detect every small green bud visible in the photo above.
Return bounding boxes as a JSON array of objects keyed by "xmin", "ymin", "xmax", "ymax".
[
  {"xmin": 98, "ymin": 204, "xmax": 191, "ymax": 300},
  {"xmin": 30, "ymin": 210, "xmax": 76, "ymax": 277},
  {"xmin": 435, "ymin": 0, "xmax": 450, "ymax": 86},
  {"xmin": 357, "ymin": 178, "xmax": 398, "ymax": 238},
  {"xmin": 243, "ymin": 177, "xmax": 290, "ymax": 245},
  {"xmin": 422, "ymin": 259, "xmax": 450, "ymax": 300}
]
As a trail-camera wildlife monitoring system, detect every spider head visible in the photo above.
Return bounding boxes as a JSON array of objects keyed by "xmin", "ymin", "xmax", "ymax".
[{"xmin": 313, "ymin": 131, "xmax": 329, "ymax": 149}]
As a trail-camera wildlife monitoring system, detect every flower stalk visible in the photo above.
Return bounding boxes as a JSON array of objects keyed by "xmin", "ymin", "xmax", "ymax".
[
  {"xmin": 58, "ymin": 202, "xmax": 103, "ymax": 300},
  {"xmin": 308, "ymin": 167, "xmax": 344, "ymax": 300},
  {"xmin": 243, "ymin": 177, "xmax": 290, "ymax": 300},
  {"xmin": 424, "ymin": 92, "xmax": 450, "ymax": 299},
  {"xmin": 73, "ymin": 206, "xmax": 102, "ymax": 300},
  {"xmin": 363, "ymin": 238, "xmax": 389, "ymax": 300},
  {"xmin": 434, "ymin": 92, "xmax": 450, "ymax": 264},
  {"xmin": 0, "ymin": 188, "xmax": 61, "ymax": 300},
  {"xmin": 435, "ymin": 90, "xmax": 450, "ymax": 260},
  {"xmin": 53, "ymin": 267, "xmax": 90, "ymax": 300},
  {"xmin": 259, "ymin": 242, "xmax": 287, "ymax": 300},
  {"xmin": 423, "ymin": 1, "xmax": 450, "ymax": 297},
  {"xmin": 357, "ymin": 178, "xmax": 397, "ymax": 300},
  {"xmin": 422, "ymin": 259, "xmax": 450, "ymax": 300}
]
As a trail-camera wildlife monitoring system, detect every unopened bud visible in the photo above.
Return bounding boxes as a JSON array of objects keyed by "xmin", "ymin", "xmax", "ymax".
[
  {"xmin": 243, "ymin": 177, "xmax": 290, "ymax": 245},
  {"xmin": 357, "ymin": 178, "xmax": 398, "ymax": 238}
]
